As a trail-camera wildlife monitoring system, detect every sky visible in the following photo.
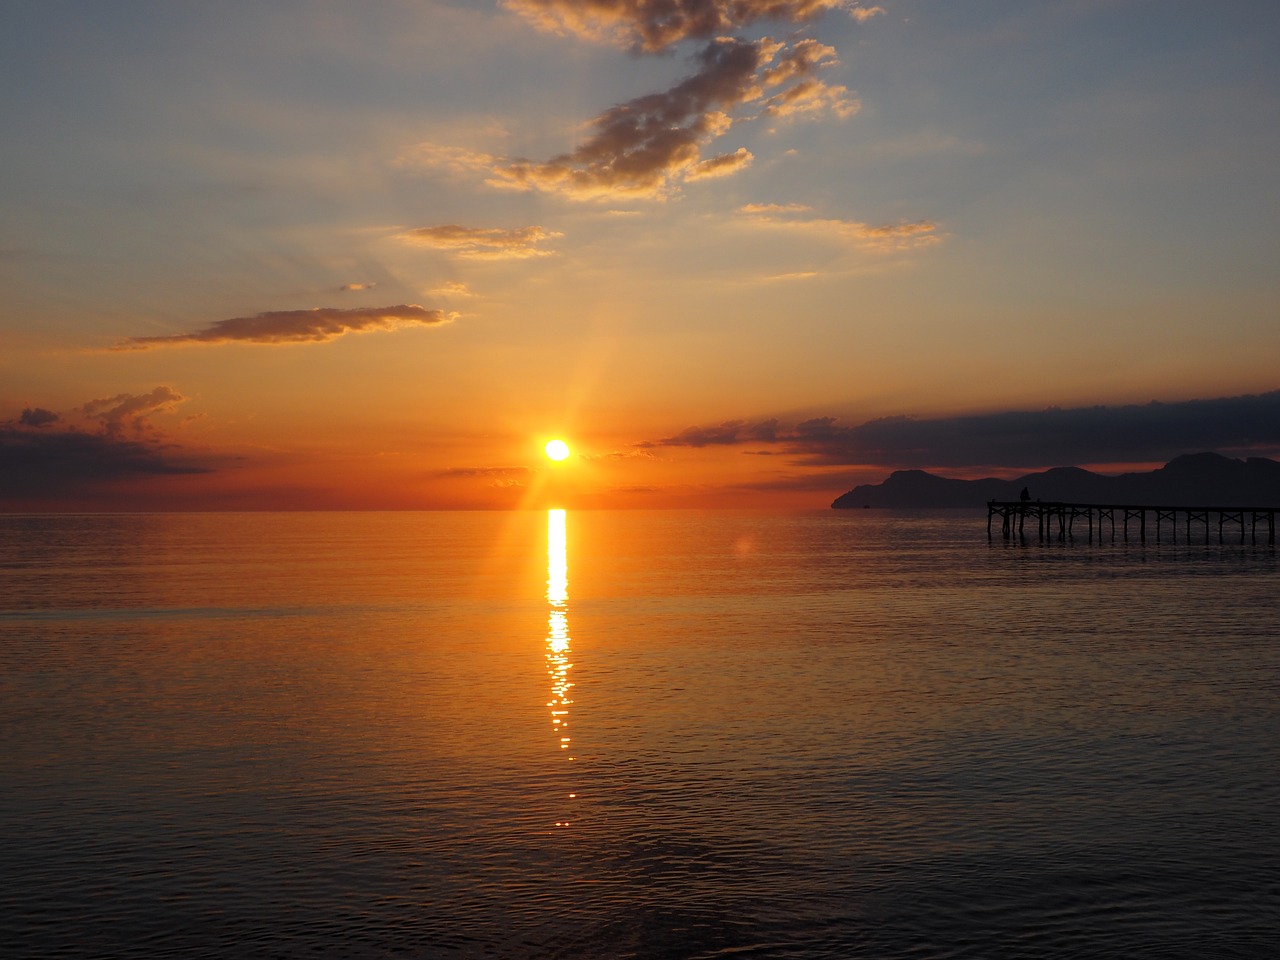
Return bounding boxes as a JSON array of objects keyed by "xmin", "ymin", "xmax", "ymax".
[{"xmin": 2, "ymin": 0, "xmax": 1279, "ymax": 510}]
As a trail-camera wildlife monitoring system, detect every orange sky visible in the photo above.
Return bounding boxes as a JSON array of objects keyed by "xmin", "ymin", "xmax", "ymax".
[{"xmin": 3, "ymin": 2, "xmax": 1279, "ymax": 510}]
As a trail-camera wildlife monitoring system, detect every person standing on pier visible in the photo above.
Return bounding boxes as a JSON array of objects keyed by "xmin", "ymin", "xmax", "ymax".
[{"xmin": 1020, "ymin": 487, "xmax": 1031, "ymax": 502}]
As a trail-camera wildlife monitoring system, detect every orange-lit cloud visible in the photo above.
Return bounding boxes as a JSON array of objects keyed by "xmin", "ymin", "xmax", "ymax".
[
  {"xmin": 118, "ymin": 305, "xmax": 454, "ymax": 349},
  {"xmin": 339, "ymin": 282, "xmax": 376, "ymax": 292},
  {"xmin": 505, "ymin": 0, "xmax": 880, "ymax": 52},
  {"xmin": 398, "ymin": 224, "xmax": 562, "ymax": 259},
  {"xmin": 431, "ymin": 280, "xmax": 473, "ymax": 297},
  {"xmin": 761, "ymin": 39, "xmax": 857, "ymax": 118},
  {"xmin": 81, "ymin": 386, "xmax": 186, "ymax": 439},
  {"xmin": 740, "ymin": 202, "xmax": 811, "ymax": 214},
  {"xmin": 761, "ymin": 270, "xmax": 819, "ymax": 281},
  {"xmin": 740, "ymin": 204, "xmax": 941, "ymax": 251},
  {"xmin": 687, "ymin": 146, "xmax": 754, "ymax": 180}
]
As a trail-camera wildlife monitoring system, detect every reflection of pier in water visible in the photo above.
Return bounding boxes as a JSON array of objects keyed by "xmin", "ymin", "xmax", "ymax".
[
  {"xmin": 988, "ymin": 500, "xmax": 1279, "ymax": 544},
  {"xmin": 545, "ymin": 509, "xmax": 576, "ymax": 827}
]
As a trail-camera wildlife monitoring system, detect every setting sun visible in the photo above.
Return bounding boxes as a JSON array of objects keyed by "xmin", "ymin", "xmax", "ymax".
[{"xmin": 545, "ymin": 439, "xmax": 571, "ymax": 462}]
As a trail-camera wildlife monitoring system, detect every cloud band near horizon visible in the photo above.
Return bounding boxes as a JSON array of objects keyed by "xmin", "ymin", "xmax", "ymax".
[
  {"xmin": 642, "ymin": 391, "xmax": 1280, "ymax": 470},
  {"xmin": 118, "ymin": 305, "xmax": 454, "ymax": 350}
]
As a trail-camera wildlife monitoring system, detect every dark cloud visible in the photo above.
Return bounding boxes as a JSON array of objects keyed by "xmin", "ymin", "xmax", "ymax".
[
  {"xmin": 505, "ymin": 0, "xmax": 879, "ymax": 52},
  {"xmin": 1, "ymin": 428, "xmax": 212, "ymax": 499},
  {"xmin": 1, "ymin": 390, "xmax": 220, "ymax": 500},
  {"xmin": 19, "ymin": 407, "xmax": 59, "ymax": 428},
  {"xmin": 641, "ymin": 391, "xmax": 1280, "ymax": 469},
  {"xmin": 641, "ymin": 418, "xmax": 781, "ymax": 446},
  {"xmin": 118, "ymin": 304, "xmax": 454, "ymax": 349}
]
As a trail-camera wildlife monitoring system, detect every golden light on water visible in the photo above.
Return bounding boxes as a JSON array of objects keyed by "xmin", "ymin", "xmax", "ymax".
[
  {"xmin": 547, "ymin": 508, "xmax": 568, "ymax": 609},
  {"xmin": 545, "ymin": 508, "xmax": 577, "ymax": 827},
  {"xmin": 546, "ymin": 508, "xmax": 573, "ymax": 759}
]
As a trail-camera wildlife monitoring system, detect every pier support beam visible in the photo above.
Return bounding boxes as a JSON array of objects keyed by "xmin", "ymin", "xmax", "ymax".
[{"xmin": 986, "ymin": 502, "xmax": 1276, "ymax": 546}]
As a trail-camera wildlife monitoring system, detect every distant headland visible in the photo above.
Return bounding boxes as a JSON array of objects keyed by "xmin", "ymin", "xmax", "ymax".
[{"xmin": 831, "ymin": 452, "xmax": 1280, "ymax": 509}]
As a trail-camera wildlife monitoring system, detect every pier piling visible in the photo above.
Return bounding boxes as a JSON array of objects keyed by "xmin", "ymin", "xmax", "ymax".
[{"xmin": 986, "ymin": 501, "xmax": 1278, "ymax": 545}]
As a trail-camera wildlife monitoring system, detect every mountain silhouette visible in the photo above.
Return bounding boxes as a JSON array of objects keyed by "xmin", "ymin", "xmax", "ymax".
[{"xmin": 831, "ymin": 452, "xmax": 1280, "ymax": 509}]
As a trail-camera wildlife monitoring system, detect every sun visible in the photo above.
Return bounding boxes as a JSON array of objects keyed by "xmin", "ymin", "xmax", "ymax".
[{"xmin": 544, "ymin": 439, "xmax": 571, "ymax": 461}]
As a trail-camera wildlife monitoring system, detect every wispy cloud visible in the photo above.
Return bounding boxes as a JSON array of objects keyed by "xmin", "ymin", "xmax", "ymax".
[
  {"xmin": 436, "ymin": 465, "xmax": 534, "ymax": 488},
  {"xmin": 398, "ymin": 224, "xmax": 562, "ymax": 259},
  {"xmin": 117, "ymin": 305, "xmax": 454, "ymax": 350},
  {"xmin": 849, "ymin": 5, "xmax": 885, "ymax": 23},
  {"xmin": 740, "ymin": 204, "xmax": 941, "ymax": 251},
  {"xmin": 504, "ymin": 0, "xmax": 879, "ymax": 52},
  {"xmin": 740, "ymin": 202, "xmax": 812, "ymax": 215},
  {"xmin": 642, "ymin": 418, "xmax": 782, "ymax": 447},
  {"xmin": 431, "ymin": 280, "xmax": 474, "ymax": 297},
  {"xmin": 340, "ymin": 282, "xmax": 376, "ymax": 292},
  {"xmin": 760, "ymin": 270, "xmax": 819, "ymax": 282},
  {"xmin": 639, "ymin": 391, "xmax": 1280, "ymax": 469}
]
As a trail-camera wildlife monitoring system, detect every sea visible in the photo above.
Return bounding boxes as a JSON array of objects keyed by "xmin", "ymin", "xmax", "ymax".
[{"xmin": 1, "ymin": 509, "xmax": 1277, "ymax": 959}]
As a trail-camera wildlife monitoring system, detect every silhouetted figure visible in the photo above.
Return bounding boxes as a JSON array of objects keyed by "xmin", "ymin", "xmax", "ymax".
[{"xmin": 1020, "ymin": 487, "xmax": 1030, "ymax": 502}]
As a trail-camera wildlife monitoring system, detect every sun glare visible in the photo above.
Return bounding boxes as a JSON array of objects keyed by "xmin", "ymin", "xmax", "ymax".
[{"xmin": 545, "ymin": 439, "xmax": 571, "ymax": 461}]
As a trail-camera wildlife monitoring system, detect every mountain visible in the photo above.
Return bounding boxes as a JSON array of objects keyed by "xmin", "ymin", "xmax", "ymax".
[{"xmin": 831, "ymin": 453, "xmax": 1280, "ymax": 509}]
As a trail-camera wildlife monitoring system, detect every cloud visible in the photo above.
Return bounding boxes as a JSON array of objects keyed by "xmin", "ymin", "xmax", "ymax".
[
  {"xmin": 849, "ymin": 5, "xmax": 884, "ymax": 23},
  {"xmin": 641, "ymin": 418, "xmax": 782, "ymax": 447},
  {"xmin": 639, "ymin": 391, "xmax": 1280, "ymax": 469},
  {"xmin": 118, "ymin": 304, "xmax": 454, "ymax": 349},
  {"xmin": 431, "ymin": 280, "xmax": 473, "ymax": 297},
  {"xmin": 398, "ymin": 224, "xmax": 562, "ymax": 259},
  {"xmin": 761, "ymin": 270, "xmax": 819, "ymax": 281},
  {"xmin": 396, "ymin": 142, "xmax": 501, "ymax": 177},
  {"xmin": 0, "ymin": 427, "xmax": 213, "ymax": 495},
  {"xmin": 504, "ymin": 0, "xmax": 875, "ymax": 52},
  {"xmin": 340, "ymin": 282, "xmax": 376, "ymax": 292},
  {"xmin": 436, "ymin": 465, "xmax": 534, "ymax": 488},
  {"xmin": 81, "ymin": 386, "xmax": 186, "ymax": 439},
  {"xmin": 19, "ymin": 407, "xmax": 60, "ymax": 428},
  {"xmin": 1, "ymin": 393, "xmax": 216, "ymax": 497},
  {"xmin": 687, "ymin": 146, "xmax": 755, "ymax": 180},
  {"xmin": 483, "ymin": 37, "xmax": 849, "ymax": 200},
  {"xmin": 760, "ymin": 39, "xmax": 858, "ymax": 118},
  {"xmin": 741, "ymin": 204, "xmax": 941, "ymax": 251},
  {"xmin": 740, "ymin": 202, "xmax": 812, "ymax": 215},
  {"xmin": 581, "ymin": 448, "xmax": 662, "ymax": 461}
]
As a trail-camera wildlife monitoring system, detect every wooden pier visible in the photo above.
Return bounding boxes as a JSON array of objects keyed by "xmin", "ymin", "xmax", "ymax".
[{"xmin": 987, "ymin": 500, "xmax": 1278, "ymax": 544}]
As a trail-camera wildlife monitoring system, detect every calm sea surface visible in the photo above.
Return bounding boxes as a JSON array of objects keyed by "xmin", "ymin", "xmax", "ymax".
[{"xmin": 1, "ymin": 510, "xmax": 1277, "ymax": 959}]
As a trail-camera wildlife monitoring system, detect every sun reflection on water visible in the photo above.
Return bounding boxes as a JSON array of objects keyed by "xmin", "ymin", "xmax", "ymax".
[{"xmin": 546, "ymin": 509, "xmax": 576, "ymax": 827}]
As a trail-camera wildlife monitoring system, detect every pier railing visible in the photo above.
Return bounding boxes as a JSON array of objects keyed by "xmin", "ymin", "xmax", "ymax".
[{"xmin": 987, "ymin": 500, "xmax": 1278, "ymax": 544}]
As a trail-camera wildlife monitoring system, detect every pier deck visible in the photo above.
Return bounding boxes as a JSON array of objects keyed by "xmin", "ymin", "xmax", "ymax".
[{"xmin": 987, "ymin": 500, "xmax": 1278, "ymax": 544}]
